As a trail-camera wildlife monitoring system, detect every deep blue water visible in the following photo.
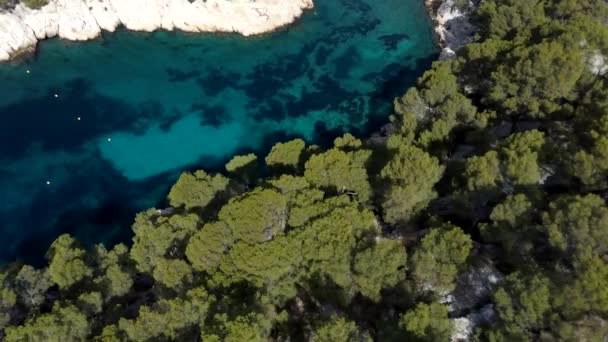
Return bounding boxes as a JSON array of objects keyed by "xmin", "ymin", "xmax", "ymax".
[{"xmin": 0, "ymin": 0, "xmax": 437, "ymax": 264}]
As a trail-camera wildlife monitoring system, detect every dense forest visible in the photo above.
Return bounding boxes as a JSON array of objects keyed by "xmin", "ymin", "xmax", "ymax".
[{"xmin": 2, "ymin": 0, "xmax": 608, "ymax": 340}]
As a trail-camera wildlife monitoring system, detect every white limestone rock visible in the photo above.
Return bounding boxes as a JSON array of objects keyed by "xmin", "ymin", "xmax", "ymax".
[
  {"xmin": 108, "ymin": 0, "xmax": 164, "ymax": 32},
  {"xmin": 426, "ymin": 0, "xmax": 480, "ymax": 60},
  {"xmin": 0, "ymin": 12, "xmax": 38, "ymax": 60},
  {"xmin": 56, "ymin": 0, "xmax": 101, "ymax": 40},
  {"xmin": 12, "ymin": 3, "xmax": 60, "ymax": 39},
  {"xmin": 85, "ymin": 0, "xmax": 120, "ymax": 32},
  {"xmin": 0, "ymin": 0, "xmax": 314, "ymax": 61}
]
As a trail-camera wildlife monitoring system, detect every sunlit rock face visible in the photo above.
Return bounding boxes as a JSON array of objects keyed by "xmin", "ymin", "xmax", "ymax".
[{"xmin": 0, "ymin": 0, "xmax": 314, "ymax": 61}]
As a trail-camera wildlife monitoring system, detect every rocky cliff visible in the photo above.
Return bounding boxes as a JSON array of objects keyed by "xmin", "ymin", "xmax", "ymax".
[
  {"xmin": 0, "ymin": 0, "xmax": 313, "ymax": 61},
  {"xmin": 425, "ymin": 0, "xmax": 479, "ymax": 59}
]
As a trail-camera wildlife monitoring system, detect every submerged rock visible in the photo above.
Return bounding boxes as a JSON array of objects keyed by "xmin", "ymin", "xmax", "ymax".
[{"xmin": 0, "ymin": 0, "xmax": 314, "ymax": 61}]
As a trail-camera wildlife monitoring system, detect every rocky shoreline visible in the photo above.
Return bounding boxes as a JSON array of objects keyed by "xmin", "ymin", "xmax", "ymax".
[
  {"xmin": 424, "ymin": 0, "xmax": 479, "ymax": 59},
  {"xmin": 0, "ymin": 0, "xmax": 479, "ymax": 63},
  {"xmin": 0, "ymin": 0, "xmax": 313, "ymax": 62}
]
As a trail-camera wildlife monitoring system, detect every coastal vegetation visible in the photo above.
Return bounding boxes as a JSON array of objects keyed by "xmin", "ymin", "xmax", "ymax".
[
  {"xmin": 0, "ymin": 0, "xmax": 47, "ymax": 10},
  {"xmin": 1, "ymin": 0, "xmax": 608, "ymax": 340}
]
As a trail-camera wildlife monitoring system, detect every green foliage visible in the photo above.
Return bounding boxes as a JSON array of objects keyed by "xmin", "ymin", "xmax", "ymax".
[
  {"xmin": 491, "ymin": 273, "xmax": 551, "ymax": 339},
  {"xmin": 558, "ymin": 256, "xmax": 608, "ymax": 317},
  {"xmin": 5, "ymin": 305, "xmax": 90, "ymax": 342},
  {"xmin": 380, "ymin": 144, "xmax": 444, "ymax": 224},
  {"xmin": 0, "ymin": 288, "xmax": 16, "ymax": 329},
  {"xmin": 488, "ymin": 42, "xmax": 584, "ymax": 117},
  {"xmin": 219, "ymin": 188, "xmax": 287, "ymax": 244},
  {"xmin": 502, "ymin": 130, "xmax": 545, "ymax": 185},
  {"xmin": 304, "ymin": 147, "xmax": 372, "ymax": 203},
  {"xmin": 411, "ymin": 224, "xmax": 472, "ymax": 293},
  {"xmin": 21, "ymin": 0, "xmax": 48, "ymax": 9},
  {"xmin": 400, "ymin": 303, "xmax": 452, "ymax": 342},
  {"xmin": 312, "ymin": 316, "xmax": 371, "ymax": 342},
  {"xmin": 8, "ymin": 1, "xmax": 608, "ymax": 339},
  {"xmin": 47, "ymin": 234, "xmax": 92, "ymax": 289},
  {"xmin": 153, "ymin": 258, "xmax": 193, "ymax": 288},
  {"xmin": 186, "ymin": 221, "xmax": 233, "ymax": 273},
  {"xmin": 78, "ymin": 292, "xmax": 103, "ymax": 315},
  {"xmin": 130, "ymin": 210, "xmax": 199, "ymax": 272},
  {"xmin": 463, "ymin": 151, "xmax": 502, "ymax": 192},
  {"xmin": 226, "ymin": 153, "xmax": 257, "ymax": 173},
  {"xmin": 393, "ymin": 61, "xmax": 477, "ymax": 145},
  {"xmin": 333, "ymin": 133, "xmax": 363, "ymax": 150},
  {"xmin": 299, "ymin": 205, "xmax": 378, "ymax": 290},
  {"xmin": 103, "ymin": 265, "xmax": 133, "ymax": 299},
  {"xmin": 14, "ymin": 265, "xmax": 52, "ymax": 309},
  {"xmin": 480, "ymin": 194, "xmax": 536, "ymax": 261},
  {"xmin": 219, "ymin": 236, "xmax": 301, "ymax": 301},
  {"xmin": 222, "ymin": 316, "xmax": 267, "ymax": 342},
  {"xmin": 478, "ymin": 0, "xmax": 546, "ymax": 40},
  {"xmin": 226, "ymin": 153, "xmax": 258, "ymax": 184},
  {"xmin": 203, "ymin": 313, "xmax": 274, "ymax": 342},
  {"xmin": 353, "ymin": 239, "xmax": 407, "ymax": 302},
  {"xmin": 168, "ymin": 170, "xmax": 229, "ymax": 210},
  {"xmin": 118, "ymin": 287, "xmax": 212, "ymax": 341},
  {"xmin": 542, "ymin": 194, "xmax": 608, "ymax": 262},
  {"xmin": 265, "ymin": 139, "xmax": 306, "ymax": 170}
]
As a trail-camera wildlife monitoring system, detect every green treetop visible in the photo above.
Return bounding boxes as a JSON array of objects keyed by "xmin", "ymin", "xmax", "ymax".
[
  {"xmin": 400, "ymin": 302, "xmax": 452, "ymax": 342},
  {"xmin": 130, "ymin": 210, "xmax": 199, "ymax": 272},
  {"xmin": 304, "ymin": 148, "xmax": 372, "ymax": 203},
  {"xmin": 46, "ymin": 234, "xmax": 92, "ymax": 289},
  {"xmin": 168, "ymin": 170, "xmax": 229, "ymax": 210},
  {"xmin": 380, "ymin": 144, "xmax": 445, "ymax": 225},
  {"xmin": 463, "ymin": 151, "xmax": 502, "ymax": 192},
  {"xmin": 411, "ymin": 224, "xmax": 472, "ymax": 293},
  {"xmin": 265, "ymin": 139, "xmax": 306, "ymax": 170},
  {"xmin": 488, "ymin": 41, "xmax": 584, "ymax": 117},
  {"xmin": 501, "ymin": 130, "xmax": 545, "ymax": 186},
  {"xmin": 542, "ymin": 194, "xmax": 608, "ymax": 263},
  {"xmin": 153, "ymin": 258, "xmax": 193, "ymax": 289},
  {"xmin": 352, "ymin": 238, "xmax": 407, "ymax": 302},
  {"xmin": 186, "ymin": 221, "xmax": 233, "ymax": 273},
  {"xmin": 118, "ymin": 287, "xmax": 212, "ymax": 341},
  {"xmin": 490, "ymin": 273, "xmax": 551, "ymax": 340},
  {"xmin": 219, "ymin": 188, "xmax": 287, "ymax": 244},
  {"xmin": 312, "ymin": 316, "xmax": 371, "ymax": 342},
  {"xmin": 5, "ymin": 304, "xmax": 90, "ymax": 342},
  {"xmin": 393, "ymin": 61, "xmax": 477, "ymax": 146},
  {"xmin": 226, "ymin": 153, "xmax": 258, "ymax": 185}
]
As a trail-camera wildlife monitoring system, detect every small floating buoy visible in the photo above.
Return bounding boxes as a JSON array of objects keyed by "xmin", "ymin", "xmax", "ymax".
[
  {"xmin": 107, "ymin": 138, "xmax": 112, "ymax": 142},
  {"xmin": 54, "ymin": 94, "xmax": 59, "ymax": 98},
  {"xmin": 77, "ymin": 116, "xmax": 81, "ymax": 121},
  {"xmin": 45, "ymin": 180, "xmax": 51, "ymax": 185},
  {"xmin": 26, "ymin": 69, "xmax": 30, "ymax": 74}
]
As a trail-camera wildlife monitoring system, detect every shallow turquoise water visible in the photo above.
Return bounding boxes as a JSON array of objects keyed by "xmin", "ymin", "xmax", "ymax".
[{"xmin": 0, "ymin": 0, "xmax": 437, "ymax": 264}]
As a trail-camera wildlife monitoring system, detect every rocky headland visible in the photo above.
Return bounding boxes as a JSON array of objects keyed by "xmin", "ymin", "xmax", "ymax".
[
  {"xmin": 425, "ymin": 0, "xmax": 479, "ymax": 59},
  {"xmin": 0, "ymin": 0, "xmax": 313, "ymax": 61}
]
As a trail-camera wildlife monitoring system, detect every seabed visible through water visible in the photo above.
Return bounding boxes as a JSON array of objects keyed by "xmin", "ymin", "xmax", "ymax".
[{"xmin": 0, "ymin": 0, "xmax": 437, "ymax": 264}]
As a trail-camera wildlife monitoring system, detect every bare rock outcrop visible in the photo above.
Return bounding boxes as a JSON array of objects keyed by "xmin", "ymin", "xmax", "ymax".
[
  {"xmin": 425, "ymin": 0, "xmax": 480, "ymax": 59},
  {"xmin": 0, "ymin": 0, "xmax": 314, "ymax": 61}
]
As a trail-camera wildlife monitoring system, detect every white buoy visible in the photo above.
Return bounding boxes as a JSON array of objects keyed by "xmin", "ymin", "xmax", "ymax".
[
  {"xmin": 77, "ymin": 116, "xmax": 81, "ymax": 121},
  {"xmin": 107, "ymin": 138, "xmax": 112, "ymax": 142},
  {"xmin": 26, "ymin": 70, "xmax": 30, "ymax": 74},
  {"xmin": 46, "ymin": 180, "xmax": 51, "ymax": 185},
  {"xmin": 54, "ymin": 94, "xmax": 59, "ymax": 98}
]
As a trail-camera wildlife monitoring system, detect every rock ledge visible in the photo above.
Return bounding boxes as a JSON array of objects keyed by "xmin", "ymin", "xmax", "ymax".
[{"xmin": 0, "ymin": 0, "xmax": 314, "ymax": 62}]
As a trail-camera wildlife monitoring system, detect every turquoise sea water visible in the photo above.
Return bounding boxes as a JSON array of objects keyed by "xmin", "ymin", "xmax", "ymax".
[{"xmin": 0, "ymin": 0, "xmax": 437, "ymax": 264}]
